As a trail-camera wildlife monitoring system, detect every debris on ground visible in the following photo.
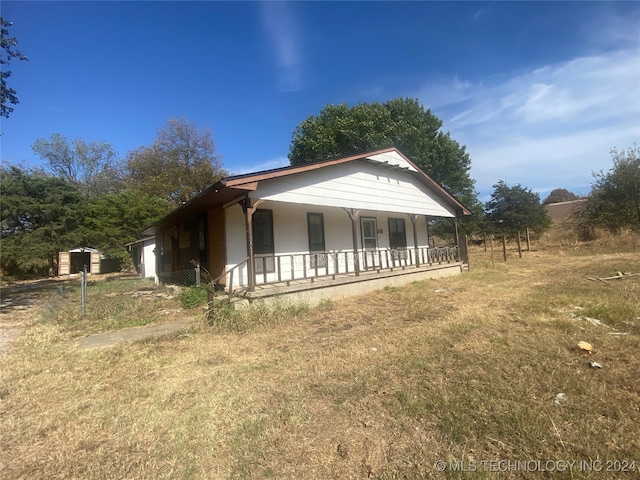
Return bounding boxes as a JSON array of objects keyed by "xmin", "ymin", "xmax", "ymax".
[
  {"xmin": 581, "ymin": 316, "xmax": 614, "ymax": 329},
  {"xmin": 571, "ymin": 313, "xmax": 621, "ymax": 332},
  {"xmin": 554, "ymin": 393, "xmax": 567, "ymax": 405},
  {"xmin": 587, "ymin": 271, "xmax": 639, "ymax": 284},
  {"xmin": 577, "ymin": 341, "xmax": 593, "ymax": 354},
  {"xmin": 590, "ymin": 362, "xmax": 603, "ymax": 369}
]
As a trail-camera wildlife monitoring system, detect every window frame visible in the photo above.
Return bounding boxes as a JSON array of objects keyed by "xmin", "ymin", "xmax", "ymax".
[
  {"xmin": 252, "ymin": 209, "xmax": 275, "ymax": 273},
  {"xmin": 307, "ymin": 212, "xmax": 327, "ymax": 268},
  {"xmin": 388, "ymin": 217, "xmax": 407, "ymax": 250},
  {"xmin": 361, "ymin": 217, "xmax": 378, "ymax": 250}
]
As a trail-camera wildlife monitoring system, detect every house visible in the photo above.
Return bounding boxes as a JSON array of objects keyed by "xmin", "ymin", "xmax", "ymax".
[
  {"xmin": 140, "ymin": 147, "xmax": 471, "ymax": 305},
  {"xmin": 125, "ymin": 236, "xmax": 157, "ymax": 282}
]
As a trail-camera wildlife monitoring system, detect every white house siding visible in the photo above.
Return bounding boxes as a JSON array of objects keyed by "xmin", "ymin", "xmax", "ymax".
[
  {"xmin": 142, "ymin": 239, "xmax": 157, "ymax": 280},
  {"xmin": 225, "ymin": 203, "xmax": 250, "ymax": 286},
  {"xmin": 366, "ymin": 151, "xmax": 419, "ymax": 171},
  {"xmin": 249, "ymin": 160, "xmax": 455, "ymax": 218},
  {"xmin": 224, "ymin": 200, "xmax": 431, "ymax": 288}
]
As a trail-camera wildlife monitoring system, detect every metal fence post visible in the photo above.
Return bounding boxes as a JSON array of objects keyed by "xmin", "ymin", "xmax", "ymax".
[
  {"xmin": 81, "ymin": 265, "xmax": 87, "ymax": 317},
  {"xmin": 195, "ymin": 264, "xmax": 201, "ymax": 287}
]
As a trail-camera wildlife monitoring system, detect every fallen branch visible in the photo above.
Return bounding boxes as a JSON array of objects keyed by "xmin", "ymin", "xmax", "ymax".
[
  {"xmin": 581, "ymin": 316, "xmax": 614, "ymax": 329},
  {"xmin": 588, "ymin": 272, "xmax": 638, "ymax": 283},
  {"xmin": 600, "ymin": 272, "xmax": 639, "ymax": 280}
]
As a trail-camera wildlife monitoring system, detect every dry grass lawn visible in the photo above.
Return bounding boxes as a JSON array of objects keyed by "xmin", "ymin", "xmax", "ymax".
[{"xmin": 1, "ymin": 228, "xmax": 639, "ymax": 479}]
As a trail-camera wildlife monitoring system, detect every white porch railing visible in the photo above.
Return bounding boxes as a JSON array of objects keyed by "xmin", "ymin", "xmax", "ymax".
[
  {"xmin": 252, "ymin": 246, "xmax": 458, "ymax": 287},
  {"xmin": 160, "ymin": 246, "xmax": 459, "ymax": 298}
]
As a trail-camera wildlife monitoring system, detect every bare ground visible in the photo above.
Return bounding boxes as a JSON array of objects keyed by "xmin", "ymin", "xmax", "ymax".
[{"xmin": 0, "ymin": 278, "xmax": 73, "ymax": 354}]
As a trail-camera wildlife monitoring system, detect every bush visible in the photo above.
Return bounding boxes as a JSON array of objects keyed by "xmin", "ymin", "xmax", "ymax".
[
  {"xmin": 581, "ymin": 145, "xmax": 640, "ymax": 233},
  {"xmin": 179, "ymin": 286, "xmax": 209, "ymax": 309}
]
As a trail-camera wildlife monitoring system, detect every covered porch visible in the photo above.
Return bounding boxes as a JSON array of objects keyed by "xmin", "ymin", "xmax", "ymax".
[
  {"xmin": 216, "ymin": 194, "xmax": 467, "ymax": 297},
  {"xmin": 217, "ymin": 242, "xmax": 463, "ymax": 299},
  {"xmin": 224, "ymin": 247, "xmax": 464, "ymax": 307}
]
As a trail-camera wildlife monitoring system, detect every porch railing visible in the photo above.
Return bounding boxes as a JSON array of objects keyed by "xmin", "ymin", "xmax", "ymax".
[
  {"xmin": 252, "ymin": 246, "xmax": 458, "ymax": 288},
  {"xmin": 159, "ymin": 246, "xmax": 459, "ymax": 295}
]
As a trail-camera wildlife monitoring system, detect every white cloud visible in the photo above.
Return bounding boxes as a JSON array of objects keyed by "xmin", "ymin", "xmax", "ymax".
[
  {"xmin": 419, "ymin": 75, "xmax": 476, "ymax": 110},
  {"xmin": 418, "ymin": 48, "xmax": 640, "ymax": 199},
  {"xmin": 260, "ymin": 2, "xmax": 303, "ymax": 92},
  {"xmin": 231, "ymin": 156, "xmax": 290, "ymax": 175}
]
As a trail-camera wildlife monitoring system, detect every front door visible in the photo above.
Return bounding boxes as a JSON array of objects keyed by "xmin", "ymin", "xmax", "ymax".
[{"xmin": 361, "ymin": 217, "xmax": 378, "ymax": 250}]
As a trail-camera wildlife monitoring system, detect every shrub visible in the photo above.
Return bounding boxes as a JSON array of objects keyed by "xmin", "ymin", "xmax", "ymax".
[{"xmin": 179, "ymin": 286, "xmax": 208, "ymax": 309}]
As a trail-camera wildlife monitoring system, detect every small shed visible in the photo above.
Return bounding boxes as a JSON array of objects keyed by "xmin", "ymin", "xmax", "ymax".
[{"xmin": 58, "ymin": 247, "xmax": 120, "ymax": 276}]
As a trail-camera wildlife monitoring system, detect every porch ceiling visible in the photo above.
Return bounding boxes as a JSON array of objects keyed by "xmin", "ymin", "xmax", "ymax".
[{"xmin": 141, "ymin": 183, "xmax": 249, "ymax": 235}]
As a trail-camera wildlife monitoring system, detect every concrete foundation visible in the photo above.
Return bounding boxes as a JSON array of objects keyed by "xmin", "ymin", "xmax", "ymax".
[{"xmin": 244, "ymin": 262, "xmax": 463, "ymax": 307}]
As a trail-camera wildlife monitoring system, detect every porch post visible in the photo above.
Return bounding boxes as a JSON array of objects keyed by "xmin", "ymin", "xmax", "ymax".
[
  {"xmin": 425, "ymin": 216, "xmax": 431, "ymax": 248},
  {"xmin": 408, "ymin": 214, "xmax": 420, "ymax": 267},
  {"xmin": 453, "ymin": 217, "xmax": 461, "ymax": 262},
  {"xmin": 242, "ymin": 197, "xmax": 256, "ymax": 291},
  {"xmin": 343, "ymin": 208, "xmax": 361, "ymax": 276}
]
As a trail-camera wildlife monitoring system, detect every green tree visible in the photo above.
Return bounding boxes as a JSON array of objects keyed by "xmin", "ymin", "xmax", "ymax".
[
  {"xmin": 288, "ymin": 98, "xmax": 482, "ymax": 232},
  {"xmin": 1, "ymin": 17, "xmax": 28, "ymax": 118},
  {"xmin": 83, "ymin": 190, "xmax": 170, "ymax": 258},
  {"xmin": 581, "ymin": 145, "xmax": 640, "ymax": 233},
  {"xmin": 484, "ymin": 180, "xmax": 551, "ymax": 236},
  {"xmin": 542, "ymin": 188, "xmax": 581, "ymax": 205},
  {"xmin": 1, "ymin": 165, "xmax": 84, "ymax": 277},
  {"xmin": 125, "ymin": 118, "xmax": 226, "ymax": 205},
  {"xmin": 32, "ymin": 133, "xmax": 123, "ymax": 196}
]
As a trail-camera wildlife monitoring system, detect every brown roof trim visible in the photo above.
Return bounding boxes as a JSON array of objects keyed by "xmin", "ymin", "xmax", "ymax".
[
  {"xmin": 141, "ymin": 147, "xmax": 470, "ymax": 236},
  {"xmin": 223, "ymin": 147, "xmax": 399, "ymax": 187},
  {"xmin": 124, "ymin": 236, "xmax": 155, "ymax": 248},
  {"xmin": 387, "ymin": 149, "xmax": 471, "ymax": 216},
  {"xmin": 223, "ymin": 147, "xmax": 470, "ymax": 216}
]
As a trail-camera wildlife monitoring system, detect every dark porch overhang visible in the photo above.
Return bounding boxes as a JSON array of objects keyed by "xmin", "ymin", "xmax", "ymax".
[{"xmin": 140, "ymin": 181, "xmax": 255, "ymax": 236}]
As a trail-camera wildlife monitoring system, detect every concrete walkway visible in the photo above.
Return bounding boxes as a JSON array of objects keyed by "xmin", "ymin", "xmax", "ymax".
[{"xmin": 79, "ymin": 318, "xmax": 193, "ymax": 350}]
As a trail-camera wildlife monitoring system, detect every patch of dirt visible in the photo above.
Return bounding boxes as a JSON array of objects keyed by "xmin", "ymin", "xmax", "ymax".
[{"xmin": 0, "ymin": 278, "xmax": 73, "ymax": 354}]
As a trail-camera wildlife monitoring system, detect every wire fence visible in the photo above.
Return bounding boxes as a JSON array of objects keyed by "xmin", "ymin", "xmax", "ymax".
[{"xmin": 157, "ymin": 264, "xmax": 204, "ymax": 287}]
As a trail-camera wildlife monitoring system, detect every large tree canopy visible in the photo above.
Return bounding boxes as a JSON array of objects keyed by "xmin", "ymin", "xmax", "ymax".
[
  {"xmin": 1, "ymin": 17, "xmax": 28, "ymax": 118},
  {"xmin": 288, "ymin": 98, "xmax": 479, "ymax": 212},
  {"xmin": 5, "ymin": 117, "xmax": 227, "ymax": 278},
  {"xmin": 125, "ymin": 118, "xmax": 226, "ymax": 205},
  {"xmin": 83, "ymin": 191, "xmax": 170, "ymax": 257},
  {"xmin": 581, "ymin": 145, "xmax": 640, "ymax": 233},
  {"xmin": 542, "ymin": 188, "xmax": 581, "ymax": 205},
  {"xmin": 484, "ymin": 180, "xmax": 551, "ymax": 235},
  {"xmin": 32, "ymin": 133, "xmax": 122, "ymax": 196},
  {"xmin": 1, "ymin": 165, "xmax": 84, "ymax": 276}
]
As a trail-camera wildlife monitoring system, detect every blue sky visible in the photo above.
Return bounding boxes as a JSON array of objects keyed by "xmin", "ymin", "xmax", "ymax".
[{"xmin": 1, "ymin": 1, "xmax": 639, "ymax": 200}]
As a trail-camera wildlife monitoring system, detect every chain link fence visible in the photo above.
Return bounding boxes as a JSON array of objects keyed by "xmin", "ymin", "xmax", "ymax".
[{"xmin": 157, "ymin": 264, "xmax": 205, "ymax": 287}]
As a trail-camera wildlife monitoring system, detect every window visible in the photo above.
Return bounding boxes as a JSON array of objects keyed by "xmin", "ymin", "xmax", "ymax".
[
  {"xmin": 361, "ymin": 217, "xmax": 378, "ymax": 250},
  {"xmin": 307, "ymin": 212, "xmax": 327, "ymax": 268},
  {"xmin": 307, "ymin": 213, "xmax": 325, "ymax": 252},
  {"xmin": 252, "ymin": 209, "xmax": 274, "ymax": 273},
  {"xmin": 198, "ymin": 215, "xmax": 207, "ymax": 266},
  {"xmin": 388, "ymin": 218, "xmax": 407, "ymax": 249}
]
